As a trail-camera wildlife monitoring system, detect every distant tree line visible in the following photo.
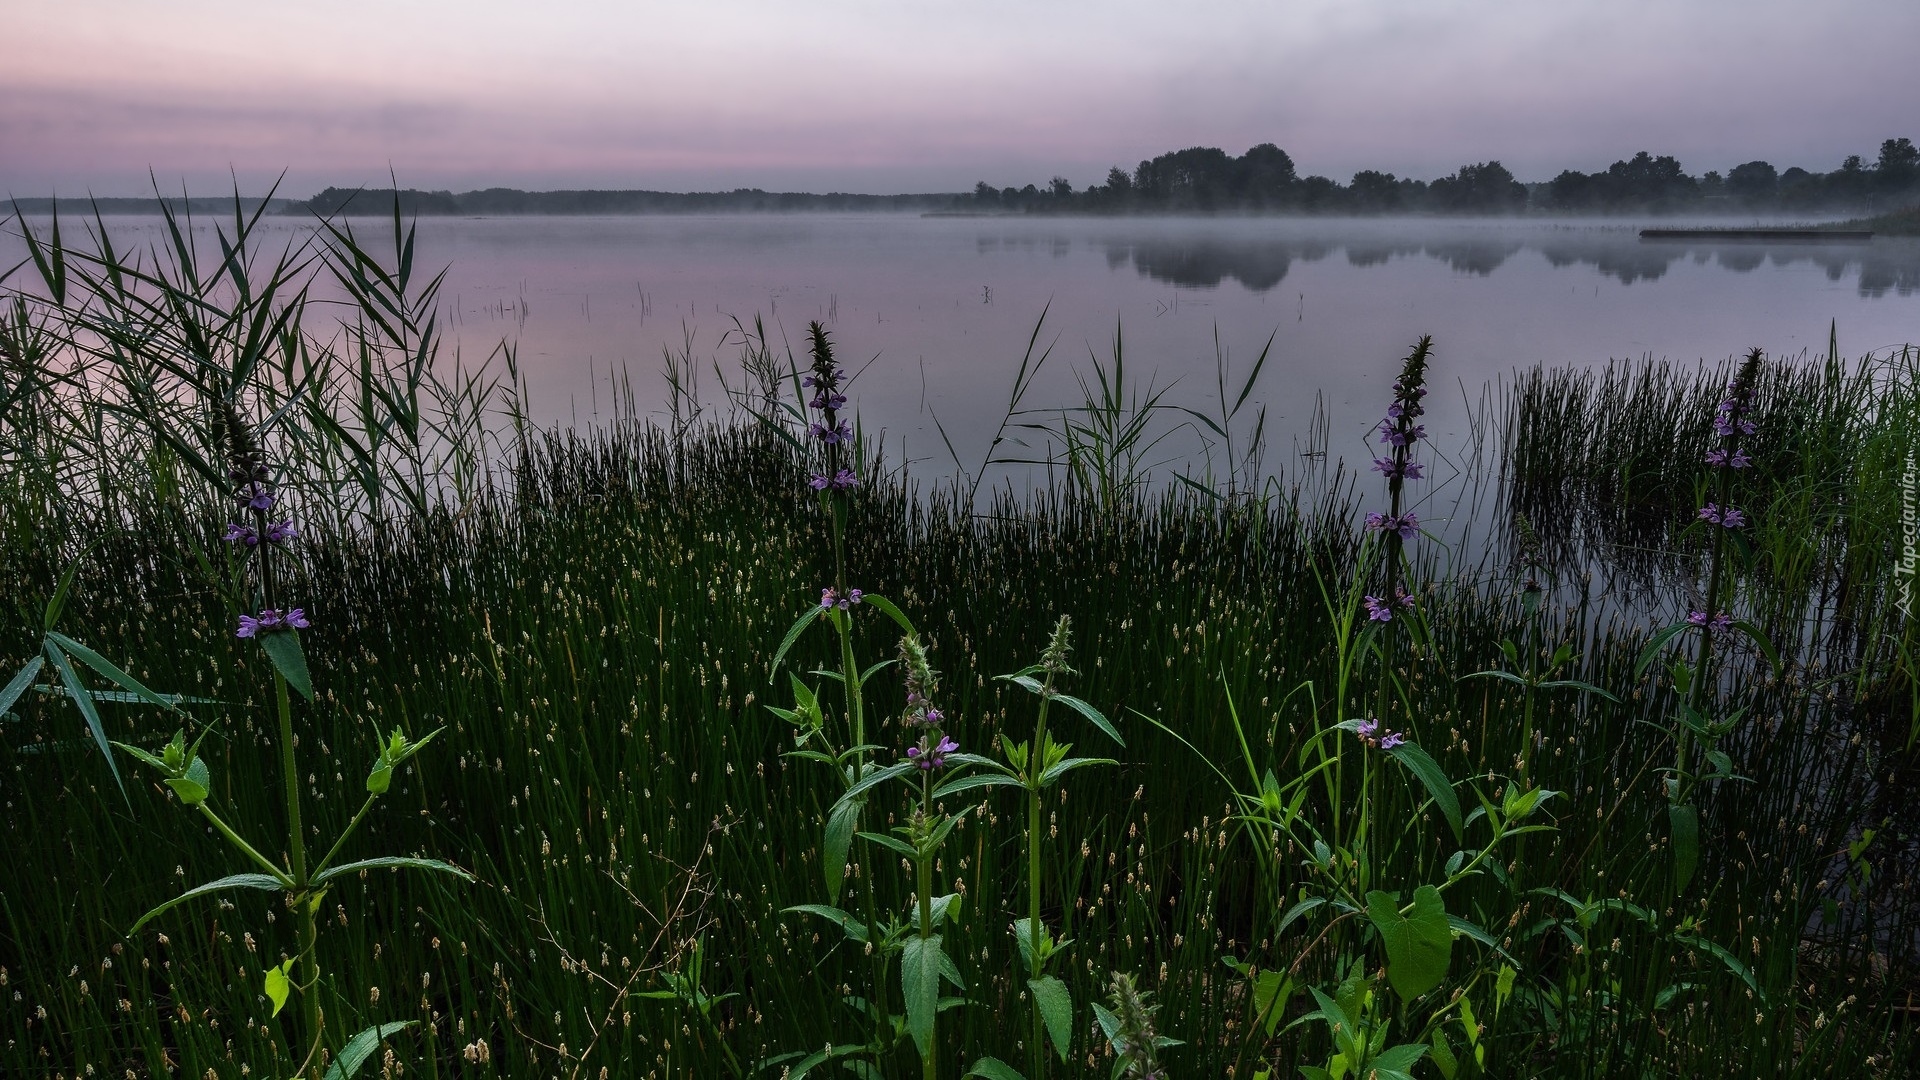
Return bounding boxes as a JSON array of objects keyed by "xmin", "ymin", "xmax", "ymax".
[
  {"xmin": 294, "ymin": 187, "xmax": 956, "ymax": 216},
  {"xmin": 965, "ymin": 137, "xmax": 1920, "ymax": 216}
]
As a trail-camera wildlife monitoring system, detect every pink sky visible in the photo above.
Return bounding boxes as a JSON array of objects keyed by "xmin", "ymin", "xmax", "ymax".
[{"xmin": 5, "ymin": 0, "xmax": 1917, "ymax": 197}]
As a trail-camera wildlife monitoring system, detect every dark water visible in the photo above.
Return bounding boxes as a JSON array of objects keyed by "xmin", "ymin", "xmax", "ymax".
[{"xmin": 8, "ymin": 213, "xmax": 1919, "ymax": 482}]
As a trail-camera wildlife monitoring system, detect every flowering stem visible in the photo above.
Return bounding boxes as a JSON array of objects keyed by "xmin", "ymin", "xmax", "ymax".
[
  {"xmin": 1026, "ymin": 668, "xmax": 1056, "ymax": 1080},
  {"xmin": 272, "ymin": 666, "xmax": 322, "ymax": 1074},
  {"xmin": 917, "ymin": 773, "xmax": 938, "ymax": 1080}
]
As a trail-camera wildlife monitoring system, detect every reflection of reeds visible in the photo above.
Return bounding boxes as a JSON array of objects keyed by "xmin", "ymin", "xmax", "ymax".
[{"xmin": 2, "ymin": 200, "xmax": 1916, "ymax": 1076}]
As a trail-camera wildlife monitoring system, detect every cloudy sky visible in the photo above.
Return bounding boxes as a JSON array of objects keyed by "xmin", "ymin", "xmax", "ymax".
[{"xmin": 4, "ymin": 0, "xmax": 1916, "ymax": 197}]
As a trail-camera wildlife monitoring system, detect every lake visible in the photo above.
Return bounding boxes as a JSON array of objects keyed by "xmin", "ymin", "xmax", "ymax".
[{"xmin": 7, "ymin": 213, "xmax": 1918, "ymax": 485}]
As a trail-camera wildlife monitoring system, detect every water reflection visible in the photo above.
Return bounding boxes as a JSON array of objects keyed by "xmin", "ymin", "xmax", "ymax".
[{"xmin": 1096, "ymin": 227, "xmax": 1920, "ymax": 296}]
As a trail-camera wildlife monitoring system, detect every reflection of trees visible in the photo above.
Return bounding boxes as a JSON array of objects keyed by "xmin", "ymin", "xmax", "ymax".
[{"xmin": 1095, "ymin": 229, "xmax": 1920, "ymax": 295}]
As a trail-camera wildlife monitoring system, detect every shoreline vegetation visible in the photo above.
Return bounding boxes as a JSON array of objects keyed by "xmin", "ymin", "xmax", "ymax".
[
  {"xmin": 10, "ymin": 137, "xmax": 1920, "ymax": 220},
  {"xmin": 1, "ymin": 195, "xmax": 1916, "ymax": 1079}
]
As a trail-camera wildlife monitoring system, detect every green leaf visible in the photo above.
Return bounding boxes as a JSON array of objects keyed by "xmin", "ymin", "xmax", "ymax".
[
  {"xmin": 46, "ymin": 633, "xmax": 180, "ymax": 712},
  {"xmin": 43, "ymin": 557, "xmax": 81, "ymax": 632},
  {"xmin": 1386, "ymin": 742, "xmax": 1462, "ymax": 842},
  {"xmin": 1430, "ymin": 1029, "xmax": 1459, "ymax": 1080},
  {"xmin": 1730, "ymin": 619, "xmax": 1782, "ymax": 675},
  {"xmin": 1460, "ymin": 669, "xmax": 1528, "ymax": 687},
  {"xmin": 130, "ymin": 873, "xmax": 287, "ymax": 935},
  {"xmin": 823, "ymin": 795, "xmax": 862, "ymax": 904},
  {"xmin": 931, "ymin": 772, "xmax": 1022, "ymax": 799},
  {"xmin": 1366, "ymin": 886, "xmax": 1452, "ymax": 1003},
  {"xmin": 164, "ymin": 757, "xmax": 211, "ymax": 806},
  {"xmin": 1536, "ymin": 679, "xmax": 1623, "ymax": 703},
  {"xmin": 0, "ymin": 657, "xmax": 45, "ymax": 717},
  {"xmin": 1634, "ymin": 622, "xmax": 1691, "ymax": 680},
  {"xmin": 1669, "ymin": 802, "xmax": 1700, "ymax": 893},
  {"xmin": 265, "ymin": 958, "xmax": 294, "ymax": 1017},
  {"xmin": 1051, "ymin": 693, "xmax": 1123, "ymax": 747},
  {"xmin": 860, "ymin": 593, "xmax": 918, "ymax": 638},
  {"xmin": 829, "ymin": 761, "xmax": 915, "ymax": 818},
  {"xmin": 259, "ymin": 630, "xmax": 313, "ymax": 701},
  {"xmin": 964, "ymin": 1056, "xmax": 1027, "ymax": 1080},
  {"xmin": 1277, "ymin": 896, "xmax": 1325, "ymax": 935},
  {"xmin": 1252, "ymin": 969, "xmax": 1293, "ymax": 1036},
  {"xmin": 783, "ymin": 904, "xmax": 868, "ymax": 944},
  {"xmin": 323, "ymin": 1021, "xmax": 414, "ymax": 1080},
  {"xmin": 312, "ymin": 856, "xmax": 474, "ymax": 886},
  {"xmin": 1038, "ymin": 756, "xmax": 1118, "ymax": 787},
  {"xmin": 45, "ymin": 642, "xmax": 125, "ymax": 800},
  {"xmin": 769, "ymin": 605, "xmax": 824, "ymax": 675},
  {"xmin": 1027, "ymin": 974, "xmax": 1073, "ymax": 1061},
  {"xmin": 900, "ymin": 934, "xmax": 945, "ymax": 1054},
  {"xmin": 1372, "ymin": 1042, "xmax": 1430, "ymax": 1079},
  {"xmin": 856, "ymin": 830, "xmax": 919, "ymax": 859}
]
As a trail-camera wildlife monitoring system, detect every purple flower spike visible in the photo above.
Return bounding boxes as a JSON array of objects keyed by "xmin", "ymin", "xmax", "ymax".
[
  {"xmin": 236, "ymin": 614, "xmax": 261, "ymax": 638},
  {"xmin": 1704, "ymin": 448, "xmax": 1753, "ymax": 469},
  {"xmin": 223, "ymin": 523, "xmax": 260, "ymax": 546},
  {"xmin": 1379, "ymin": 732, "xmax": 1405, "ymax": 750},
  {"xmin": 264, "ymin": 520, "xmax": 298, "ymax": 543},
  {"xmin": 1365, "ymin": 511, "xmax": 1420, "ymax": 540},
  {"xmin": 1363, "ymin": 595, "xmax": 1394, "ymax": 622},
  {"xmin": 908, "ymin": 734, "xmax": 959, "ymax": 771},
  {"xmin": 809, "ymin": 473, "xmax": 832, "ymax": 491},
  {"xmin": 1354, "ymin": 718, "xmax": 1379, "ymax": 738},
  {"xmin": 235, "ymin": 482, "xmax": 274, "ymax": 511},
  {"xmin": 284, "ymin": 608, "xmax": 309, "ymax": 629},
  {"xmin": 1687, "ymin": 609, "xmax": 1734, "ymax": 633},
  {"xmin": 831, "ymin": 468, "xmax": 858, "ymax": 490},
  {"xmin": 236, "ymin": 607, "xmax": 306, "ymax": 638},
  {"xmin": 820, "ymin": 587, "xmax": 865, "ymax": 611}
]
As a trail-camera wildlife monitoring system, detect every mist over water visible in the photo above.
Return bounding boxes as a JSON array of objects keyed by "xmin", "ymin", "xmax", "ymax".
[{"xmin": 8, "ymin": 213, "xmax": 1917, "ymax": 484}]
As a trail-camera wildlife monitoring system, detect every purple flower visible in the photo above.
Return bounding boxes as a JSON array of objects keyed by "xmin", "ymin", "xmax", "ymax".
[
  {"xmin": 831, "ymin": 468, "xmax": 857, "ymax": 490},
  {"xmin": 1365, "ymin": 511, "xmax": 1420, "ymax": 540},
  {"xmin": 1687, "ymin": 609, "xmax": 1734, "ymax": 633},
  {"xmin": 820, "ymin": 587, "xmax": 865, "ymax": 611},
  {"xmin": 808, "ymin": 420, "xmax": 853, "ymax": 445},
  {"xmin": 802, "ymin": 368, "xmax": 846, "ymax": 390},
  {"xmin": 1713, "ymin": 416, "xmax": 1758, "ymax": 438},
  {"xmin": 236, "ymin": 482, "xmax": 274, "ymax": 511},
  {"xmin": 907, "ymin": 734, "xmax": 959, "ymax": 771},
  {"xmin": 1379, "ymin": 422, "xmax": 1426, "ymax": 448},
  {"xmin": 1363, "ymin": 595, "xmax": 1394, "ymax": 621},
  {"xmin": 809, "ymin": 473, "xmax": 832, "ymax": 490},
  {"xmin": 809, "ymin": 392, "xmax": 848, "ymax": 411},
  {"xmin": 1698, "ymin": 502, "xmax": 1746, "ymax": 528},
  {"xmin": 1354, "ymin": 718, "xmax": 1379, "ymax": 738},
  {"xmin": 264, "ymin": 520, "xmax": 298, "ymax": 543},
  {"xmin": 223, "ymin": 523, "xmax": 260, "ymax": 546},
  {"xmin": 1379, "ymin": 732, "xmax": 1405, "ymax": 750},
  {"xmin": 1371, "ymin": 458, "xmax": 1425, "ymax": 481},
  {"xmin": 236, "ymin": 607, "xmax": 308, "ymax": 638}
]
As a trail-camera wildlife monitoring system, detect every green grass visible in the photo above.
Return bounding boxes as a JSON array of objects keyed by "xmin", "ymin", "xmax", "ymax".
[{"xmin": 1, "ymin": 195, "xmax": 1915, "ymax": 1079}]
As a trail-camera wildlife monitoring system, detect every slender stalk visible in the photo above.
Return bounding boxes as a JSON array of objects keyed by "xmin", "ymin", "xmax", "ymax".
[
  {"xmin": 193, "ymin": 804, "xmax": 293, "ymax": 885},
  {"xmin": 917, "ymin": 772, "xmax": 937, "ymax": 1080},
  {"xmin": 274, "ymin": 667, "xmax": 321, "ymax": 1076},
  {"xmin": 1026, "ymin": 669, "xmax": 1056, "ymax": 1080}
]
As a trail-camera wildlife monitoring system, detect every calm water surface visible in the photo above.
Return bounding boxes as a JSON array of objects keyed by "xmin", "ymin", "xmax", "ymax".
[{"xmin": 10, "ymin": 214, "xmax": 1919, "ymax": 481}]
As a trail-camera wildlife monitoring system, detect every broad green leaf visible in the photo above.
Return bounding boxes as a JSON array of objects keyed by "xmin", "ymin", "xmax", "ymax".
[
  {"xmin": 931, "ymin": 772, "xmax": 1022, "ymax": 799},
  {"xmin": 900, "ymin": 934, "xmax": 945, "ymax": 1054},
  {"xmin": 45, "ymin": 642, "xmax": 124, "ymax": 800},
  {"xmin": 1051, "ymin": 693, "xmax": 1123, "ymax": 747},
  {"xmin": 312, "ymin": 856, "xmax": 473, "ymax": 886},
  {"xmin": 1536, "ymin": 679, "xmax": 1622, "ymax": 702},
  {"xmin": 783, "ymin": 904, "xmax": 868, "ymax": 943},
  {"xmin": 1372, "ymin": 1042, "xmax": 1430, "ymax": 1080},
  {"xmin": 859, "ymin": 593, "xmax": 918, "ymax": 638},
  {"xmin": 857, "ymin": 830, "xmax": 919, "ymax": 859},
  {"xmin": 823, "ymin": 795, "xmax": 862, "ymax": 904},
  {"xmin": 964, "ymin": 1056, "xmax": 1026, "ymax": 1080},
  {"xmin": 769, "ymin": 604, "xmax": 823, "ymax": 675},
  {"xmin": 1495, "ymin": 964, "xmax": 1516, "ymax": 1009},
  {"xmin": 1675, "ymin": 932, "xmax": 1763, "ymax": 999},
  {"xmin": 1039, "ymin": 756, "xmax": 1118, "ymax": 787},
  {"xmin": 1252, "ymin": 969, "xmax": 1292, "ymax": 1036},
  {"xmin": 1634, "ymin": 622, "xmax": 1691, "ymax": 680},
  {"xmin": 130, "ymin": 873, "xmax": 286, "ymax": 935},
  {"xmin": 46, "ymin": 633, "xmax": 179, "ymax": 711},
  {"xmin": 1430, "ymin": 1029, "xmax": 1459, "ymax": 1080},
  {"xmin": 829, "ymin": 762, "xmax": 914, "ymax": 817},
  {"xmin": 1460, "ymin": 669, "xmax": 1528, "ymax": 687},
  {"xmin": 265, "ymin": 958, "xmax": 294, "ymax": 1016},
  {"xmin": 774, "ymin": 1043, "xmax": 864, "ymax": 1080},
  {"xmin": 1669, "ymin": 802, "xmax": 1700, "ymax": 893},
  {"xmin": 259, "ymin": 630, "xmax": 313, "ymax": 701},
  {"xmin": 164, "ymin": 757, "xmax": 211, "ymax": 806},
  {"xmin": 323, "ymin": 1021, "xmax": 414, "ymax": 1080},
  {"xmin": 0, "ymin": 657, "xmax": 44, "ymax": 717},
  {"xmin": 1386, "ymin": 742, "xmax": 1462, "ymax": 842},
  {"xmin": 1730, "ymin": 619, "xmax": 1782, "ymax": 675},
  {"xmin": 1277, "ymin": 896, "xmax": 1325, "ymax": 935},
  {"xmin": 1027, "ymin": 974, "xmax": 1073, "ymax": 1061},
  {"xmin": 1366, "ymin": 886, "xmax": 1452, "ymax": 1002}
]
